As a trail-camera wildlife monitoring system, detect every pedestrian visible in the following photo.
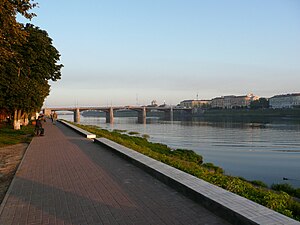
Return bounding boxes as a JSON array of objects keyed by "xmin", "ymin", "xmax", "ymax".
[
  {"xmin": 53, "ymin": 111, "xmax": 58, "ymax": 125},
  {"xmin": 35, "ymin": 115, "xmax": 45, "ymax": 136}
]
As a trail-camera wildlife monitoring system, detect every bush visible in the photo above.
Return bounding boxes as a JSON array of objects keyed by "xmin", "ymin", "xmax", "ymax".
[
  {"xmin": 271, "ymin": 183, "xmax": 295, "ymax": 195},
  {"xmin": 113, "ymin": 129, "xmax": 127, "ymax": 133},
  {"xmin": 171, "ymin": 149, "xmax": 203, "ymax": 164},
  {"xmin": 128, "ymin": 131, "xmax": 139, "ymax": 135},
  {"xmin": 295, "ymin": 188, "xmax": 300, "ymax": 199},
  {"xmin": 290, "ymin": 202, "xmax": 300, "ymax": 221},
  {"xmin": 142, "ymin": 134, "xmax": 150, "ymax": 139},
  {"xmin": 202, "ymin": 163, "xmax": 223, "ymax": 173},
  {"xmin": 251, "ymin": 180, "xmax": 268, "ymax": 188}
]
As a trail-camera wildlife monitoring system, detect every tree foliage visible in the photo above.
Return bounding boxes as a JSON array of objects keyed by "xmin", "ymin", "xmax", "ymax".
[
  {"xmin": 0, "ymin": 0, "xmax": 37, "ymax": 63},
  {"xmin": 18, "ymin": 24, "xmax": 63, "ymax": 81},
  {"xmin": 250, "ymin": 98, "xmax": 269, "ymax": 109},
  {"xmin": 0, "ymin": 24, "xmax": 63, "ymax": 127},
  {"xmin": 0, "ymin": 1, "xmax": 63, "ymax": 129}
]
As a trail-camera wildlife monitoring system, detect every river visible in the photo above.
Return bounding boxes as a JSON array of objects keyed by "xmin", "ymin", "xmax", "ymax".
[{"xmin": 59, "ymin": 114, "xmax": 300, "ymax": 187}]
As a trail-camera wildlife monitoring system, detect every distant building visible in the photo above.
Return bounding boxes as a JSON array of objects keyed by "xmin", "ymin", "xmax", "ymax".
[
  {"xmin": 211, "ymin": 94, "xmax": 259, "ymax": 109},
  {"xmin": 211, "ymin": 97, "xmax": 224, "ymax": 109},
  {"xmin": 234, "ymin": 94, "xmax": 259, "ymax": 108},
  {"xmin": 179, "ymin": 100, "xmax": 211, "ymax": 108},
  {"xmin": 269, "ymin": 93, "xmax": 300, "ymax": 109}
]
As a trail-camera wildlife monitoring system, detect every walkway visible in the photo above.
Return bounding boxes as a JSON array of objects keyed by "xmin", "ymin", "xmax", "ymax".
[{"xmin": 0, "ymin": 120, "xmax": 231, "ymax": 225}]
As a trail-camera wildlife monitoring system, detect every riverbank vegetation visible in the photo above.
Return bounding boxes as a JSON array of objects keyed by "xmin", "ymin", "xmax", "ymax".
[
  {"xmin": 271, "ymin": 183, "xmax": 300, "ymax": 199},
  {"xmin": 72, "ymin": 123, "xmax": 300, "ymax": 221}
]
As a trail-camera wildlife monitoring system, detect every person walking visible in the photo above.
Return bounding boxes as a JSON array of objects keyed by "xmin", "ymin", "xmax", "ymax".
[{"xmin": 53, "ymin": 111, "xmax": 58, "ymax": 125}]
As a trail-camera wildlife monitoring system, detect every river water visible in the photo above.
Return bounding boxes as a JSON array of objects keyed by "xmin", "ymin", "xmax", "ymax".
[{"xmin": 59, "ymin": 114, "xmax": 300, "ymax": 187}]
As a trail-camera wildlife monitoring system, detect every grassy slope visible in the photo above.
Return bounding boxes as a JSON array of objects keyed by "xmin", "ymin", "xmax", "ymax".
[{"xmin": 73, "ymin": 123, "xmax": 300, "ymax": 221}]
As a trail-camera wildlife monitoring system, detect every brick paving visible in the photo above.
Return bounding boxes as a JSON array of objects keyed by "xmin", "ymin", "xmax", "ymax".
[{"xmin": 0, "ymin": 120, "xmax": 231, "ymax": 225}]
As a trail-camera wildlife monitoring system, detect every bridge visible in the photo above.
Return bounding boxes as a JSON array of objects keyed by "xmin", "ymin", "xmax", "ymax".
[{"xmin": 43, "ymin": 106, "xmax": 192, "ymax": 123}]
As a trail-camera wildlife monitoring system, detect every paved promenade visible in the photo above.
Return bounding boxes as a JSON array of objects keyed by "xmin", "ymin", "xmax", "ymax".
[{"xmin": 0, "ymin": 120, "xmax": 231, "ymax": 225}]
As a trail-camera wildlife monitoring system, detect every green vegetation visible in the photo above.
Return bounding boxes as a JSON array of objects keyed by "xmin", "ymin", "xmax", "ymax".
[
  {"xmin": 0, "ymin": 1, "xmax": 63, "ymax": 130},
  {"xmin": 250, "ymin": 98, "xmax": 269, "ymax": 109},
  {"xmin": 113, "ymin": 129, "xmax": 127, "ymax": 133},
  {"xmin": 250, "ymin": 180, "xmax": 268, "ymax": 188},
  {"xmin": 271, "ymin": 183, "xmax": 300, "ymax": 199},
  {"xmin": 0, "ymin": 124, "xmax": 34, "ymax": 147},
  {"xmin": 142, "ymin": 134, "xmax": 150, "ymax": 139},
  {"xmin": 73, "ymin": 123, "xmax": 300, "ymax": 221},
  {"xmin": 128, "ymin": 131, "xmax": 140, "ymax": 135},
  {"xmin": 0, "ymin": 0, "xmax": 37, "ymax": 62}
]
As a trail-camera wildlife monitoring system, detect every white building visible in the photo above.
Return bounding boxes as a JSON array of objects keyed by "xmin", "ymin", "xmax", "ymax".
[
  {"xmin": 269, "ymin": 93, "xmax": 300, "ymax": 109},
  {"xmin": 211, "ymin": 94, "xmax": 259, "ymax": 109},
  {"xmin": 179, "ymin": 100, "xmax": 211, "ymax": 108}
]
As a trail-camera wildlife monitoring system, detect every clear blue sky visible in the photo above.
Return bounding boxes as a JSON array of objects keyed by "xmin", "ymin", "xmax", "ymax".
[{"xmin": 22, "ymin": 0, "xmax": 300, "ymax": 107}]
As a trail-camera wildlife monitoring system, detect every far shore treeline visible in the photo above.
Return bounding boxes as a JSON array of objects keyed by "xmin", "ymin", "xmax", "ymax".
[{"xmin": 0, "ymin": 0, "xmax": 63, "ymax": 130}]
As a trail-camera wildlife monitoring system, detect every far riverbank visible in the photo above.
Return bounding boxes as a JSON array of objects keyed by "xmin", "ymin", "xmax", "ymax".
[{"xmin": 195, "ymin": 108, "xmax": 300, "ymax": 120}]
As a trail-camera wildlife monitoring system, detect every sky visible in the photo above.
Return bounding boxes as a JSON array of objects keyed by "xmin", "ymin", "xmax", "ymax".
[{"xmin": 20, "ymin": 0, "xmax": 300, "ymax": 107}]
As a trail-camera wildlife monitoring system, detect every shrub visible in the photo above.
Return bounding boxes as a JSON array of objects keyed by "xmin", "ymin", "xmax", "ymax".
[
  {"xmin": 128, "ymin": 131, "xmax": 139, "ymax": 135},
  {"xmin": 113, "ymin": 129, "xmax": 127, "ymax": 133},
  {"xmin": 271, "ymin": 183, "xmax": 295, "ymax": 195},
  {"xmin": 142, "ymin": 134, "xmax": 150, "ymax": 139},
  {"xmin": 290, "ymin": 201, "xmax": 300, "ymax": 221},
  {"xmin": 202, "ymin": 163, "xmax": 223, "ymax": 173},
  {"xmin": 251, "ymin": 180, "xmax": 268, "ymax": 188}
]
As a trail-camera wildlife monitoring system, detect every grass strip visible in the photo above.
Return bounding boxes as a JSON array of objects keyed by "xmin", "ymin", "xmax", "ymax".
[
  {"xmin": 73, "ymin": 123, "xmax": 300, "ymax": 221},
  {"xmin": 0, "ymin": 124, "xmax": 34, "ymax": 147}
]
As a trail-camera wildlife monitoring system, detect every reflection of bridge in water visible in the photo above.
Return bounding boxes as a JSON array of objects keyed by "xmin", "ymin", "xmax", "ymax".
[{"xmin": 43, "ymin": 106, "xmax": 192, "ymax": 123}]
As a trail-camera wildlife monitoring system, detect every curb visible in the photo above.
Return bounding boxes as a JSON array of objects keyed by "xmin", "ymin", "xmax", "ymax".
[
  {"xmin": 0, "ymin": 142, "xmax": 32, "ymax": 216},
  {"xmin": 59, "ymin": 120, "xmax": 96, "ymax": 138},
  {"xmin": 60, "ymin": 120, "xmax": 300, "ymax": 225}
]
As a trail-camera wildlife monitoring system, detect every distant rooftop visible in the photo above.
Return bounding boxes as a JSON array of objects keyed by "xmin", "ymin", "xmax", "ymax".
[{"xmin": 271, "ymin": 93, "xmax": 300, "ymax": 98}]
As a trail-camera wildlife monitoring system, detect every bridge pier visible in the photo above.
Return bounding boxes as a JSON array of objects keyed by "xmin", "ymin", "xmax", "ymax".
[
  {"xmin": 74, "ymin": 108, "xmax": 80, "ymax": 123},
  {"xmin": 164, "ymin": 107, "xmax": 173, "ymax": 121},
  {"xmin": 105, "ymin": 107, "xmax": 114, "ymax": 123},
  {"xmin": 137, "ymin": 107, "xmax": 146, "ymax": 124}
]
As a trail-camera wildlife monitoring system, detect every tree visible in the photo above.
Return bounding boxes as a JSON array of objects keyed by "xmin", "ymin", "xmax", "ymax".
[
  {"xmin": 250, "ymin": 98, "xmax": 269, "ymax": 109},
  {"xmin": 0, "ymin": 0, "xmax": 38, "ymax": 127},
  {"xmin": 0, "ymin": 24, "xmax": 63, "ymax": 129},
  {"xmin": 0, "ymin": 0, "xmax": 37, "ymax": 63}
]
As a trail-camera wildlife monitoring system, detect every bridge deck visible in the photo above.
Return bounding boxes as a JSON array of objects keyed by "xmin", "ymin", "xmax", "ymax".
[{"xmin": 0, "ymin": 120, "xmax": 230, "ymax": 225}]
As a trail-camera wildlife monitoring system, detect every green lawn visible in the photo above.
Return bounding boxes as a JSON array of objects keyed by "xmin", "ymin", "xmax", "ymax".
[{"xmin": 0, "ymin": 124, "xmax": 34, "ymax": 147}]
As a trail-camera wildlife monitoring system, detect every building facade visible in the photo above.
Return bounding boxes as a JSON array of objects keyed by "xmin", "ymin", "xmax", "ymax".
[
  {"xmin": 269, "ymin": 93, "xmax": 300, "ymax": 109},
  {"xmin": 179, "ymin": 100, "xmax": 211, "ymax": 108},
  {"xmin": 211, "ymin": 94, "xmax": 259, "ymax": 109}
]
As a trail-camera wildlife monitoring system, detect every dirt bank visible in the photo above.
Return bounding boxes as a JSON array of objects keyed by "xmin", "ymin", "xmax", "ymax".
[{"xmin": 0, "ymin": 143, "xmax": 27, "ymax": 203}]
